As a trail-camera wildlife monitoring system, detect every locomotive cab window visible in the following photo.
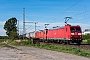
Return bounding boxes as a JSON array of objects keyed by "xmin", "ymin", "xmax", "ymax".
[{"xmin": 70, "ymin": 27, "xmax": 81, "ymax": 32}]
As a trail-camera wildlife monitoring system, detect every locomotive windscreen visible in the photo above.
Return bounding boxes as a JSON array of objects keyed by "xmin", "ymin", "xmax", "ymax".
[{"xmin": 70, "ymin": 27, "xmax": 81, "ymax": 32}]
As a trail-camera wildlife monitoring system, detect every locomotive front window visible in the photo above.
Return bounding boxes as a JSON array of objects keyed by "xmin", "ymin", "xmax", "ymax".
[{"xmin": 70, "ymin": 27, "xmax": 81, "ymax": 32}]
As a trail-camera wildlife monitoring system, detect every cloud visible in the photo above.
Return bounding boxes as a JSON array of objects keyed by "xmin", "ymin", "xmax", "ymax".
[
  {"xmin": 0, "ymin": 21, "xmax": 6, "ymax": 36},
  {"xmin": 0, "ymin": 28, "xmax": 6, "ymax": 36},
  {"xmin": 0, "ymin": 21, "xmax": 5, "ymax": 26}
]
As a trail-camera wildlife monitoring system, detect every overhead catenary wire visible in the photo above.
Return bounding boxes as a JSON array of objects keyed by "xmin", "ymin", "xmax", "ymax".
[
  {"xmin": 72, "ymin": 9, "xmax": 90, "ymax": 17},
  {"xmin": 25, "ymin": 0, "xmax": 83, "ymax": 24},
  {"xmin": 52, "ymin": 3, "xmax": 90, "ymax": 24},
  {"xmin": 52, "ymin": 0, "xmax": 83, "ymax": 21},
  {"xmin": 26, "ymin": 16, "xmax": 36, "ymax": 21},
  {"xmin": 51, "ymin": 8, "xmax": 90, "ymax": 24},
  {"xmin": 25, "ymin": 0, "xmax": 89, "ymax": 26}
]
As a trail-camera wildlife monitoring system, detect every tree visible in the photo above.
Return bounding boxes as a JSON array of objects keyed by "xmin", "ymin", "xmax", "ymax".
[{"xmin": 4, "ymin": 17, "xmax": 18, "ymax": 40}]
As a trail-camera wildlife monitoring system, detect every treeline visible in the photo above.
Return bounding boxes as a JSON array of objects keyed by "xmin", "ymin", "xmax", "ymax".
[{"xmin": 0, "ymin": 36, "xmax": 9, "ymax": 39}]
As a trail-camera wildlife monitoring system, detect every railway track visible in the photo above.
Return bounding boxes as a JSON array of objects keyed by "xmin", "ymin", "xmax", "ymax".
[{"xmin": 40, "ymin": 42, "xmax": 90, "ymax": 50}]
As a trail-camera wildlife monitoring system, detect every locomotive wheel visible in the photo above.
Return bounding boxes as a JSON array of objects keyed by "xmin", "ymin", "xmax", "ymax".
[
  {"xmin": 59, "ymin": 40, "xmax": 63, "ymax": 44},
  {"xmin": 62, "ymin": 40, "xmax": 68, "ymax": 45},
  {"xmin": 67, "ymin": 41, "xmax": 72, "ymax": 45},
  {"xmin": 77, "ymin": 41, "xmax": 81, "ymax": 45},
  {"xmin": 43, "ymin": 40, "xmax": 45, "ymax": 43},
  {"xmin": 67, "ymin": 40, "xmax": 70, "ymax": 44}
]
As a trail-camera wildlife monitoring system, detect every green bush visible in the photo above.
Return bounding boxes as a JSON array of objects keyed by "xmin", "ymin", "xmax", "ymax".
[
  {"xmin": 82, "ymin": 34, "xmax": 90, "ymax": 40},
  {"xmin": 87, "ymin": 39, "xmax": 90, "ymax": 44},
  {"xmin": 82, "ymin": 39, "xmax": 90, "ymax": 44}
]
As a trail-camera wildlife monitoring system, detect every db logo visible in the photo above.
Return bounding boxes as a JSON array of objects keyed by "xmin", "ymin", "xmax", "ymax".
[{"xmin": 75, "ymin": 32, "xmax": 78, "ymax": 35}]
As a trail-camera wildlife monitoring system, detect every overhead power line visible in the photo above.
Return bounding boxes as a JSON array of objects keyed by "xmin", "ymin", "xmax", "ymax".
[
  {"xmin": 53, "ymin": 0, "xmax": 83, "ymax": 20},
  {"xmin": 59, "ymin": 9, "xmax": 90, "ymax": 22},
  {"xmin": 26, "ymin": 16, "xmax": 35, "ymax": 21},
  {"xmin": 72, "ymin": 9, "xmax": 90, "ymax": 17},
  {"xmin": 24, "ymin": 22, "xmax": 38, "ymax": 32},
  {"xmin": 50, "ymin": 0, "xmax": 83, "ymax": 24}
]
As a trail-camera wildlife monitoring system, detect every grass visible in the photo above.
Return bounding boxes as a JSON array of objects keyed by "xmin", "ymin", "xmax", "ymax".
[
  {"xmin": 0, "ymin": 39, "xmax": 6, "ymax": 42},
  {"xmin": 0, "ymin": 39, "xmax": 18, "ymax": 49},
  {"xmin": 0, "ymin": 39, "xmax": 6, "ymax": 46},
  {"xmin": 36, "ymin": 44, "xmax": 90, "ymax": 57}
]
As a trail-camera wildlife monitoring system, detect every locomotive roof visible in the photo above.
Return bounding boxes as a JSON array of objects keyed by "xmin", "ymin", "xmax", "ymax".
[
  {"xmin": 49, "ymin": 25, "xmax": 80, "ymax": 30},
  {"xmin": 65, "ymin": 24, "xmax": 80, "ymax": 26},
  {"xmin": 48, "ymin": 26, "xmax": 64, "ymax": 30},
  {"xmin": 36, "ymin": 24, "xmax": 81, "ymax": 32}
]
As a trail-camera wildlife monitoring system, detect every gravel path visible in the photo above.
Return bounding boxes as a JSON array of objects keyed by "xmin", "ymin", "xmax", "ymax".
[
  {"xmin": 0, "ymin": 47, "xmax": 37, "ymax": 60},
  {"xmin": 17, "ymin": 46, "xmax": 90, "ymax": 60},
  {"xmin": 0, "ymin": 46, "xmax": 90, "ymax": 60}
]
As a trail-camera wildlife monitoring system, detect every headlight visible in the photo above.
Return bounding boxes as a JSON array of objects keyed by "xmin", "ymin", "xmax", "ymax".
[
  {"xmin": 78, "ymin": 33, "xmax": 81, "ymax": 35},
  {"xmin": 71, "ymin": 33, "xmax": 74, "ymax": 35}
]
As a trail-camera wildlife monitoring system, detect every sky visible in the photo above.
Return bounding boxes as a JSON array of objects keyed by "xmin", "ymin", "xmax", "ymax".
[{"xmin": 0, "ymin": 0, "xmax": 90, "ymax": 36}]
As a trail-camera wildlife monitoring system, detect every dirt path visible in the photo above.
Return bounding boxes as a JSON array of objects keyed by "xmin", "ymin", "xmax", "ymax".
[
  {"xmin": 17, "ymin": 46, "xmax": 90, "ymax": 60},
  {"xmin": 0, "ymin": 46, "xmax": 90, "ymax": 60},
  {"xmin": 0, "ymin": 47, "xmax": 37, "ymax": 60}
]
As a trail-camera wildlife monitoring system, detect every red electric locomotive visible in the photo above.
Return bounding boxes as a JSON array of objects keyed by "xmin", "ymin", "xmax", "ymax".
[
  {"xmin": 35, "ymin": 17, "xmax": 82, "ymax": 44},
  {"xmin": 36, "ymin": 24, "xmax": 82, "ymax": 44}
]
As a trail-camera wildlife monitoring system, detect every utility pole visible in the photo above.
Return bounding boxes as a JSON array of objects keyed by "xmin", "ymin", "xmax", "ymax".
[
  {"xmin": 23, "ymin": 8, "xmax": 25, "ymax": 40},
  {"xmin": 17, "ymin": 20, "xmax": 19, "ymax": 35}
]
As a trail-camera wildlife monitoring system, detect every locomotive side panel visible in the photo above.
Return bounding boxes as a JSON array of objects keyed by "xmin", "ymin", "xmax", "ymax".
[
  {"xmin": 52, "ymin": 29, "xmax": 58, "ymax": 39},
  {"xmin": 35, "ymin": 32, "xmax": 40, "ymax": 38},
  {"xmin": 40, "ymin": 32, "xmax": 44, "ymax": 39},
  {"xmin": 64, "ymin": 26, "xmax": 71, "ymax": 40},
  {"xmin": 47, "ymin": 30, "xmax": 53, "ymax": 39},
  {"xmin": 43, "ymin": 30, "xmax": 46, "ymax": 39},
  {"xmin": 57, "ymin": 28, "xmax": 65, "ymax": 40}
]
